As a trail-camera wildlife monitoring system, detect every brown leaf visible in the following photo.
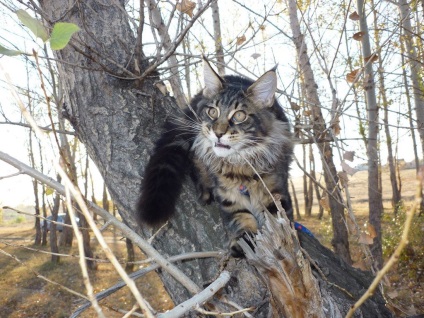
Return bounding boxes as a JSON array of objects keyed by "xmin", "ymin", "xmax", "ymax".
[
  {"xmin": 341, "ymin": 161, "xmax": 358, "ymax": 176},
  {"xmin": 367, "ymin": 223, "xmax": 377, "ymax": 238},
  {"xmin": 290, "ymin": 102, "xmax": 301, "ymax": 111},
  {"xmin": 176, "ymin": 0, "xmax": 196, "ymax": 18},
  {"xmin": 358, "ymin": 232, "xmax": 374, "ymax": 245},
  {"xmin": 324, "ymin": 149, "xmax": 332, "ymax": 159},
  {"xmin": 259, "ymin": 24, "xmax": 266, "ymax": 31},
  {"xmin": 303, "ymin": 109, "xmax": 311, "ymax": 116},
  {"xmin": 332, "ymin": 115, "xmax": 341, "ymax": 135},
  {"xmin": 343, "ymin": 151, "xmax": 355, "ymax": 162},
  {"xmin": 319, "ymin": 196, "xmax": 330, "ymax": 211},
  {"xmin": 364, "ymin": 53, "xmax": 379, "ymax": 63},
  {"xmin": 353, "ymin": 31, "xmax": 366, "ymax": 41},
  {"xmin": 338, "ymin": 171, "xmax": 349, "ymax": 187},
  {"xmin": 349, "ymin": 11, "xmax": 360, "ymax": 20},
  {"xmin": 236, "ymin": 35, "xmax": 246, "ymax": 46},
  {"xmin": 346, "ymin": 69, "xmax": 361, "ymax": 83}
]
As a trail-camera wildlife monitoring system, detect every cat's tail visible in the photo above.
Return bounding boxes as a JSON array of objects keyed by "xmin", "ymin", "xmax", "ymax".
[{"xmin": 136, "ymin": 121, "xmax": 193, "ymax": 227}]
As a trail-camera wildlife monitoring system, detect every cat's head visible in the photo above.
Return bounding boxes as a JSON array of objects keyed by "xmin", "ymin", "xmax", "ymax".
[{"xmin": 192, "ymin": 59, "xmax": 286, "ymax": 161}]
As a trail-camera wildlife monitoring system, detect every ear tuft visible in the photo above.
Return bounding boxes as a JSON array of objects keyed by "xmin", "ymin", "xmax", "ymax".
[
  {"xmin": 247, "ymin": 69, "xmax": 278, "ymax": 108},
  {"xmin": 203, "ymin": 58, "xmax": 223, "ymax": 98}
]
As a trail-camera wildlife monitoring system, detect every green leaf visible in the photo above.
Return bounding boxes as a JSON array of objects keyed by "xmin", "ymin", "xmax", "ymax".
[
  {"xmin": 49, "ymin": 22, "xmax": 80, "ymax": 50},
  {"xmin": 0, "ymin": 44, "xmax": 23, "ymax": 56},
  {"xmin": 16, "ymin": 9, "xmax": 49, "ymax": 42},
  {"xmin": 45, "ymin": 187, "xmax": 54, "ymax": 196}
]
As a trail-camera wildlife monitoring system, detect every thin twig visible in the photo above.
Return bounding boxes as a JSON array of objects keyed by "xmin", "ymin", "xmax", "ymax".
[
  {"xmin": 71, "ymin": 251, "xmax": 222, "ymax": 317},
  {"xmin": 65, "ymin": 187, "xmax": 105, "ymax": 317}
]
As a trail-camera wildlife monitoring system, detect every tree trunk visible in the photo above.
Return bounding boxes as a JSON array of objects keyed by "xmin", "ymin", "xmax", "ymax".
[
  {"xmin": 36, "ymin": 1, "xmax": 391, "ymax": 316},
  {"xmin": 357, "ymin": 0, "xmax": 384, "ymax": 268},
  {"xmin": 286, "ymin": 0, "xmax": 352, "ymax": 264},
  {"xmin": 398, "ymin": 0, "xmax": 424, "ymax": 156},
  {"xmin": 50, "ymin": 175, "xmax": 61, "ymax": 264},
  {"xmin": 29, "ymin": 130, "xmax": 42, "ymax": 245},
  {"xmin": 372, "ymin": 0, "xmax": 401, "ymax": 213},
  {"xmin": 211, "ymin": 1, "xmax": 225, "ymax": 76}
]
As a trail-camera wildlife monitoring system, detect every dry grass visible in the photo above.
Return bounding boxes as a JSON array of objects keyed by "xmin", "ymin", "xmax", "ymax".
[
  {"xmin": 0, "ymin": 226, "xmax": 173, "ymax": 318},
  {"xmin": 0, "ymin": 168, "xmax": 423, "ymax": 317}
]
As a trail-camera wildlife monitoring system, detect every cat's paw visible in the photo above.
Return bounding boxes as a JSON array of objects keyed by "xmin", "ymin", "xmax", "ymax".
[{"xmin": 229, "ymin": 232, "xmax": 256, "ymax": 258}]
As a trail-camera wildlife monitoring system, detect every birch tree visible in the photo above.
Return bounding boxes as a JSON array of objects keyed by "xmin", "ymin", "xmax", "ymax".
[{"xmin": 356, "ymin": 0, "xmax": 384, "ymax": 268}]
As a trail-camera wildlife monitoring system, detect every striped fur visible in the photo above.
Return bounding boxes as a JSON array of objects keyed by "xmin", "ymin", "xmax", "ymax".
[{"xmin": 137, "ymin": 60, "xmax": 293, "ymax": 257}]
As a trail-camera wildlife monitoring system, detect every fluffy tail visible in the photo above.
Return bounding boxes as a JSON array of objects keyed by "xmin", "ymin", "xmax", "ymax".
[{"xmin": 136, "ymin": 123, "xmax": 192, "ymax": 226}]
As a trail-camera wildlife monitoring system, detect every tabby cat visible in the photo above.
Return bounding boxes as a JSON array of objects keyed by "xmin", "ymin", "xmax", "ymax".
[{"xmin": 137, "ymin": 59, "xmax": 293, "ymax": 257}]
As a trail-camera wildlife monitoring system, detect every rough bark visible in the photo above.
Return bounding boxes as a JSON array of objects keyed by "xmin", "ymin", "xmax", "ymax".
[
  {"xmin": 357, "ymin": 0, "xmax": 384, "ymax": 268},
  {"xmin": 286, "ymin": 0, "xmax": 352, "ymax": 264},
  {"xmin": 36, "ymin": 1, "xmax": 391, "ymax": 316}
]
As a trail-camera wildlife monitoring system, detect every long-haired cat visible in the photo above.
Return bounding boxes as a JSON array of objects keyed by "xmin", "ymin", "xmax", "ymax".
[{"xmin": 137, "ymin": 59, "xmax": 293, "ymax": 257}]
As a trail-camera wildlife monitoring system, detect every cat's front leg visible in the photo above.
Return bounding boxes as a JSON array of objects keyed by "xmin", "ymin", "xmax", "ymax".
[
  {"xmin": 220, "ymin": 207, "xmax": 258, "ymax": 257},
  {"xmin": 191, "ymin": 158, "xmax": 214, "ymax": 205}
]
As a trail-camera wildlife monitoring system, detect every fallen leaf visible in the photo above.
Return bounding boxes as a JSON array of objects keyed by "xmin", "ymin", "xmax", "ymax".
[
  {"xmin": 338, "ymin": 171, "xmax": 349, "ymax": 187},
  {"xmin": 343, "ymin": 151, "xmax": 355, "ymax": 162},
  {"xmin": 353, "ymin": 31, "xmax": 366, "ymax": 41},
  {"xmin": 387, "ymin": 290, "xmax": 399, "ymax": 299},
  {"xmin": 341, "ymin": 160, "xmax": 358, "ymax": 176},
  {"xmin": 176, "ymin": 0, "xmax": 196, "ymax": 18},
  {"xmin": 367, "ymin": 223, "xmax": 377, "ymax": 238},
  {"xmin": 349, "ymin": 11, "xmax": 360, "ymax": 20},
  {"xmin": 236, "ymin": 35, "xmax": 246, "ymax": 46},
  {"xmin": 358, "ymin": 232, "xmax": 374, "ymax": 245},
  {"xmin": 346, "ymin": 69, "xmax": 361, "ymax": 83},
  {"xmin": 251, "ymin": 53, "xmax": 261, "ymax": 59}
]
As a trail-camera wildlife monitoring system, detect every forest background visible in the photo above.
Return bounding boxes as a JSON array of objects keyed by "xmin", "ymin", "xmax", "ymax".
[{"xmin": 0, "ymin": 0, "xmax": 423, "ymax": 317}]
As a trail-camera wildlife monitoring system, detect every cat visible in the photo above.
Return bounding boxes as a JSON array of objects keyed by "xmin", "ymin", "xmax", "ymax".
[{"xmin": 137, "ymin": 59, "xmax": 293, "ymax": 257}]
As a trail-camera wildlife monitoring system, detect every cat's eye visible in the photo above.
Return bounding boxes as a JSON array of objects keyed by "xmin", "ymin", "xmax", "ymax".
[
  {"xmin": 231, "ymin": 110, "xmax": 247, "ymax": 123},
  {"xmin": 206, "ymin": 107, "xmax": 219, "ymax": 119}
]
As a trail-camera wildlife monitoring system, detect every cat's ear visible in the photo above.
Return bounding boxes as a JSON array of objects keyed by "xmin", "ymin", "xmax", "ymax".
[
  {"xmin": 203, "ymin": 57, "xmax": 223, "ymax": 98},
  {"xmin": 247, "ymin": 66, "xmax": 278, "ymax": 108}
]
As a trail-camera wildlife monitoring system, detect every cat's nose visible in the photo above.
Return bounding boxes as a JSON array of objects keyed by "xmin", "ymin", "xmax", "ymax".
[{"xmin": 215, "ymin": 132, "xmax": 224, "ymax": 139}]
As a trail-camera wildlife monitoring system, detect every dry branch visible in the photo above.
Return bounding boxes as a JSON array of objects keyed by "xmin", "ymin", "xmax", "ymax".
[{"xmin": 239, "ymin": 212, "xmax": 324, "ymax": 318}]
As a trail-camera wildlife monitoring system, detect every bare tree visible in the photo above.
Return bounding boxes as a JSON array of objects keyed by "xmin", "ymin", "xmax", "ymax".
[
  {"xmin": 356, "ymin": 0, "xmax": 384, "ymax": 268},
  {"xmin": 286, "ymin": 0, "xmax": 352, "ymax": 264}
]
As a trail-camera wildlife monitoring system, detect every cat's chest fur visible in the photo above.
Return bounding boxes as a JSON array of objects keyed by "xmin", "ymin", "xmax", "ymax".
[{"xmin": 208, "ymin": 161, "xmax": 278, "ymax": 215}]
